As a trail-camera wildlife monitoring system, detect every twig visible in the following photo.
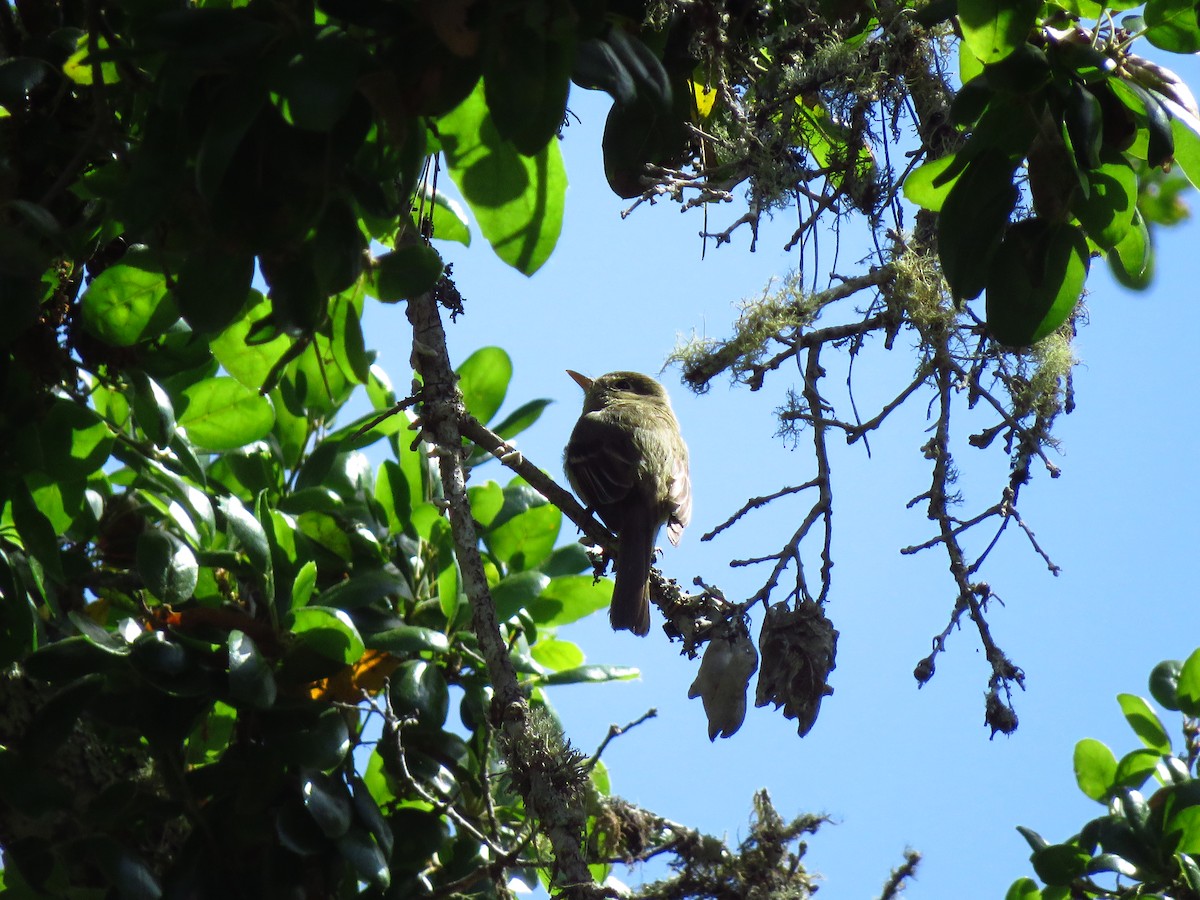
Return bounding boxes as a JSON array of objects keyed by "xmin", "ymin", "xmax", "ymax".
[
  {"xmin": 458, "ymin": 413, "xmax": 610, "ymax": 552},
  {"xmin": 348, "ymin": 394, "xmax": 419, "ymax": 444},
  {"xmin": 702, "ymin": 482, "xmax": 819, "ymax": 542},
  {"xmin": 585, "ymin": 709, "xmax": 658, "ymax": 771}
]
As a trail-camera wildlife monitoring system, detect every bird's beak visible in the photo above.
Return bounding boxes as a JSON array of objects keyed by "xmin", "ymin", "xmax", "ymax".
[{"xmin": 566, "ymin": 370, "xmax": 593, "ymax": 392}]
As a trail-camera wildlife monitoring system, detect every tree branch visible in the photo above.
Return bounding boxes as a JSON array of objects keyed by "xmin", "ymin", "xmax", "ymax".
[{"xmin": 406, "ymin": 291, "xmax": 606, "ymax": 897}]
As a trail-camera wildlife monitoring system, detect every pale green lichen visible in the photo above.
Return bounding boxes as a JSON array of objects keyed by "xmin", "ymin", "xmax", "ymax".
[
  {"xmin": 669, "ymin": 272, "xmax": 818, "ymax": 391},
  {"xmin": 888, "ymin": 242, "xmax": 955, "ymax": 334},
  {"xmin": 1018, "ymin": 327, "xmax": 1076, "ymax": 432}
]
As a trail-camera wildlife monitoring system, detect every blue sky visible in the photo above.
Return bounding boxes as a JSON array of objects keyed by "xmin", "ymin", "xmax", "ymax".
[{"xmin": 359, "ymin": 56, "xmax": 1200, "ymax": 897}]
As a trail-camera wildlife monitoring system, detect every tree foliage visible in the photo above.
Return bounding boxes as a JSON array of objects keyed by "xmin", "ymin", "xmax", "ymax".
[
  {"xmin": 1011, "ymin": 650, "xmax": 1200, "ymax": 900},
  {"xmin": 0, "ymin": 0, "xmax": 1196, "ymax": 896}
]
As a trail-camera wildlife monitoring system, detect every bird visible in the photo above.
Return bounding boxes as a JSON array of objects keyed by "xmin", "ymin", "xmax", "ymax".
[{"xmin": 563, "ymin": 370, "xmax": 691, "ymax": 636}]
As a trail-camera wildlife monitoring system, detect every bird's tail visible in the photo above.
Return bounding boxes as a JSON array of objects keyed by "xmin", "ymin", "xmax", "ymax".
[{"xmin": 610, "ymin": 513, "xmax": 655, "ymax": 636}]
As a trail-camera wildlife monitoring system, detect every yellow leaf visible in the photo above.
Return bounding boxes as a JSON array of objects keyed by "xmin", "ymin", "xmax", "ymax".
[{"xmin": 690, "ymin": 79, "xmax": 717, "ymax": 119}]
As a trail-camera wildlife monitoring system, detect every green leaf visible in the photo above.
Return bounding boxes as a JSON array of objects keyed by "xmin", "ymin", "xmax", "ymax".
[
  {"xmin": 422, "ymin": 185, "xmax": 471, "ymax": 246},
  {"xmin": 337, "ymin": 826, "xmax": 390, "ymax": 889},
  {"xmin": 1084, "ymin": 852, "xmax": 1140, "ymax": 878},
  {"xmin": 1108, "ymin": 209, "xmax": 1153, "ymax": 291},
  {"xmin": 1004, "ymin": 877, "xmax": 1042, "ymax": 900},
  {"xmin": 315, "ymin": 569, "xmax": 404, "ymax": 610},
  {"xmin": 301, "ymin": 771, "xmax": 353, "ymax": 837},
  {"xmin": 62, "ymin": 33, "xmax": 119, "ymax": 85},
  {"xmin": 388, "ymin": 807, "xmax": 450, "ymax": 868},
  {"xmin": 390, "ymin": 659, "xmax": 449, "ymax": 729},
  {"xmin": 292, "ymin": 560, "xmax": 318, "ymax": 609},
  {"xmin": 220, "ymin": 495, "xmax": 271, "ymax": 573},
  {"xmin": 903, "ymin": 153, "xmax": 963, "ymax": 211},
  {"xmin": 958, "ymin": 0, "xmax": 1041, "ymax": 64},
  {"xmin": 1144, "ymin": 0, "xmax": 1200, "ymax": 52},
  {"xmin": 0, "ymin": 57, "xmax": 52, "ymax": 107},
  {"xmin": 493, "ymin": 398, "xmax": 552, "ymax": 440},
  {"xmin": 1150, "ymin": 659, "xmax": 1183, "ymax": 711},
  {"xmin": 297, "ymin": 510, "xmax": 352, "ymax": 561},
  {"xmin": 23, "ymin": 635, "xmax": 118, "ymax": 682},
  {"xmin": 573, "ymin": 36, "xmax": 636, "ymax": 103},
  {"xmin": 1117, "ymin": 693, "xmax": 1171, "ymax": 754},
  {"xmin": 281, "ymin": 707, "xmax": 351, "ymax": 770},
  {"xmin": 1170, "ymin": 111, "xmax": 1200, "ymax": 189},
  {"xmin": 29, "ymin": 399, "xmax": 114, "ymax": 481},
  {"xmin": 1070, "ymin": 149, "xmax": 1137, "ymax": 250},
  {"xmin": 289, "ymin": 606, "xmax": 365, "ymax": 665},
  {"xmin": 528, "ymin": 574, "xmax": 613, "ymax": 626},
  {"xmin": 591, "ymin": 758, "xmax": 611, "ymax": 797},
  {"xmin": 1016, "ymin": 825, "xmax": 1049, "ymax": 853},
  {"xmin": 541, "ymin": 543, "xmax": 592, "ymax": 577},
  {"xmin": 24, "ymin": 473, "xmax": 89, "ymax": 536},
  {"xmin": 350, "ymin": 774, "xmax": 394, "ymax": 858},
  {"xmin": 468, "ymin": 481, "xmax": 505, "ymax": 528},
  {"xmin": 1177, "ymin": 647, "xmax": 1200, "ymax": 716},
  {"xmin": 1074, "ymin": 737, "xmax": 1117, "ymax": 801},
  {"xmin": 373, "ymin": 243, "xmax": 445, "ymax": 302},
  {"xmin": 1065, "ymin": 81, "xmax": 1103, "ymax": 171},
  {"xmin": 1031, "ymin": 842, "xmax": 1090, "ymax": 886},
  {"xmin": 457, "ymin": 347, "xmax": 512, "ymax": 425},
  {"xmin": 173, "ymin": 248, "xmax": 254, "ymax": 334},
  {"xmin": 94, "ymin": 840, "xmax": 162, "ymax": 899},
  {"xmin": 1126, "ymin": 81, "xmax": 1175, "ymax": 167},
  {"xmin": 531, "ymin": 638, "xmax": 585, "ymax": 672},
  {"xmin": 262, "ymin": 251, "xmax": 327, "ymax": 335},
  {"xmin": 437, "ymin": 79, "xmax": 566, "ymax": 275},
  {"xmin": 0, "ymin": 553, "xmax": 35, "ymax": 664},
  {"xmin": 136, "ymin": 528, "xmax": 199, "ymax": 604},
  {"xmin": 314, "ymin": 201, "xmax": 367, "ymax": 296},
  {"xmin": 539, "ymin": 664, "xmax": 639, "ymax": 685},
  {"xmin": 212, "ymin": 291, "xmax": 293, "ymax": 390},
  {"xmin": 483, "ymin": 23, "xmax": 573, "ymax": 155},
  {"xmin": 375, "ymin": 459, "xmax": 413, "ymax": 536},
  {"xmin": 983, "ymin": 42, "xmax": 1050, "ymax": 94},
  {"xmin": 366, "ymin": 626, "xmax": 449, "ymax": 655},
  {"xmin": 938, "ymin": 151, "xmax": 1018, "ymax": 301},
  {"xmin": 1167, "ymin": 807, "xmax": 1200, "ymax": 855},
  {"xmin": 492, "ymin": 570, "xmax": 551, "ymax": 622},
  {"xmin": 985, "ymin": 219, "xmax": 1088, "ymax": 347},
  {"xmin": 80, "ymin": 252, "xmax": 177, "ymax": 346},
  {"xmin": 177, "ymin": 376, "xmax": 275, "ymax": 451},
  {"xmin": 279, "ymin": 28, "xmax": 364, "ymax": 131},
  {"xmin": 1181, "ymin": 852, "xmax": 1200, "ymax": 894},
  {"xmin": 950, "ymin": 74, "xmax": 993, "ymax": 128},
  {"xmin": 330, "ymin": 296, "xmax": 370, "ymax": 386},
  {"xmin": 1113, "ymin": 747, "xmax": 1161, "ymax": 791},
  {"xmin": 130, "ymin": 371, "xmax": 177, "ymax": 449},
  {"xmin": 186, "ymin": 701, "xmax": 237, "ymax": 766},
  {"xmin": 602, "ymin": 91, "xmax": 688, "ymax": 199},
  {"xmin": 485, "ymin": 501, "xmax": 560, "ymax": 570},
  {"xmin": 1116, "ymin": 787, "xmax": 1150, "ymax": 833},
  {"xmin": 228, "ymin": 629, "xmax": 277, "ymax": 709}
]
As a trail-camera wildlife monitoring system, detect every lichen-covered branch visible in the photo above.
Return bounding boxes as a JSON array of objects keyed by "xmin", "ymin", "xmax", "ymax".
[{"xmin": 405, "ymin": 290, "xmax": 602, "ymax": 896}]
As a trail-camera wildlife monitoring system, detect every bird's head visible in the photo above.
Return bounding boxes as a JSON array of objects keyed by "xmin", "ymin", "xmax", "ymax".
[{"xmin": 567, "ymin": 370, "xmax": 670, "ymax": 413}]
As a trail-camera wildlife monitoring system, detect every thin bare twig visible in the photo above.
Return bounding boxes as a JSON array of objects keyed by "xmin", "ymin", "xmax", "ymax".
[{"xmin": 585, "ymin": 709, "xmax": 658, "ymax": 771}]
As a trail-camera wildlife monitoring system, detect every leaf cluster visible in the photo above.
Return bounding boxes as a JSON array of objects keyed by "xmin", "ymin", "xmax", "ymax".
[
  {"xmin": 0, "ymin": 339, "xmax": 638, "ymax": 897},
  {"xmin": 1012, "ymin": 650, "xmax": 1200, "ymax": 900}
]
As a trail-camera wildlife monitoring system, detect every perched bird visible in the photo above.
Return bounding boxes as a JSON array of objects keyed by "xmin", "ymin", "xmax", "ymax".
[{"xmin": 563, "ymin": 371, "xmax": 691, "ymax": 636}]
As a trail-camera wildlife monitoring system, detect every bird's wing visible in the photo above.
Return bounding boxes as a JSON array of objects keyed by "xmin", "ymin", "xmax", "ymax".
[
  {"xmin": 564, "ymin": 416, "xmax": 641, "ymax": 509},
  {"xmin": 666, "ymin": 452, "xmax": 691, "ymax": 545}
]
